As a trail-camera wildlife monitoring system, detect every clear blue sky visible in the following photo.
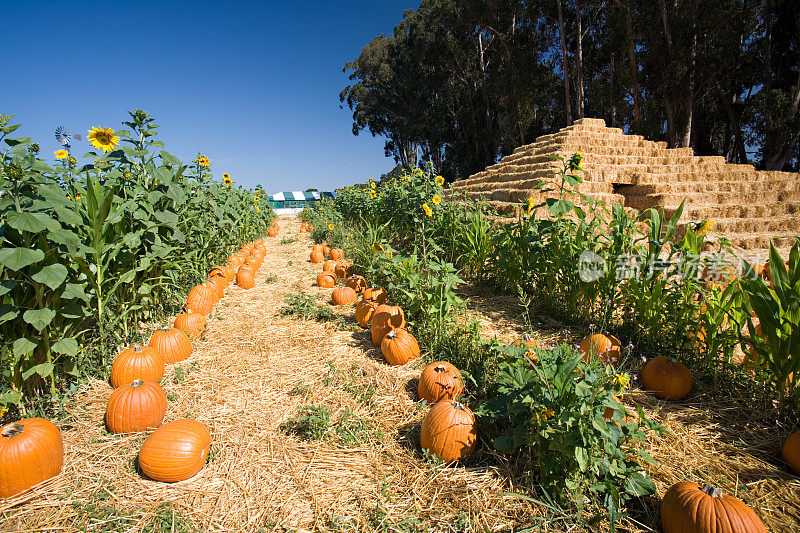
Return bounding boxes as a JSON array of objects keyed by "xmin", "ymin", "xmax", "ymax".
[{"xmin": 2, "ymin": 1, "xmax": 420, "ymax": 191}]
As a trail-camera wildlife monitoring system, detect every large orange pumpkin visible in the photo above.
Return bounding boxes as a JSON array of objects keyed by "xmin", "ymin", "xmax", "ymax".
[
  {"xmin": 174, "ymin": 310, "xmax": 206, "ymax": 339},
  {"xmin": 0, "ymin": 418, "xmax": 63, "ymax": 498},
  {"xmin": 110, "ymin": 344, "xmax": 164, "ymax": 388},
  {"xmin": 344, "ymin": 275, "xmax": 367, "ymax": 293},
  {"xmin": 148, "ymin": 327, "xmax": 192, "ymax": 364},
  {"xmin": 316, "ymin": 271, "xmax": 337, "ymax": 288},
  {"xmin": 329, "ymin": 248, "xmax": 344, "ymax": 260},
  {"xmin": 783, "ymin": 430, "xmax": 800, "ymax": 475},
  {"xmin": 355, "ymin": 299, "xmax": 378, "ymax": 328},
  {"xmin": 267, "ymin": 227, "xmax": 278, "ymax": 237},
  {"xmin": 105, "ymin": 380, "xmax": 167, "ymax": 433},
  {"xmin": 578, "ymin": 333, "xmax": 622, "ymax": 365},
  {"xmin": 370, "ymin": 304, "xmax": 406, "ymax": 345},
  {"xmin": 641, "ymin": 356, "xmax": 692, "ymax": 400},
  {"xmin": 418, "ymin": 361, "xmax": 463, "ymax": 404},
  {"xmin": 420, "ymin": 401, "xmax": 477, "ymax": 462},
  {"xmin": 322, "ymin": 260, "xmax": 337, "ymax": 273},
  {"xmin": 363, "ymin": 287, "xmax": 388, "ymax": 305},
  {"xmin": 310, "ymin": 250, "xmax": 324, "ymax": 263},
  {"xmin": 138, "ymin": 419, "xmax": 211, "ymax": 482},
  {"xmin": 185, "ymin": 284, "xmax": 216, "ymax": 315},
  {"xmin": 333, "ymin": 261, "xmax": 351, "ymax": 279},
  {"xmin": 381, "ymin": 328, "xmax": 420, "ymax": 365},
  {"xmin": 331, "ymin": 286, "xmax": 358, "ymax": 305},
  {"xmin": 660, "ymin": 482, "xmax": 767, "ymax": 533}
]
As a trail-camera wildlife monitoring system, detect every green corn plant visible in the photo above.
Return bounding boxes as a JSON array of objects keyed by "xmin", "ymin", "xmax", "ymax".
[{"xmin": 739, "ymin": 241, "xmax": 800, "ymax": 410}]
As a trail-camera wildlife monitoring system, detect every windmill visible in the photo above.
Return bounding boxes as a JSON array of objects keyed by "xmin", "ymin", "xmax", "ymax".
[{"xmin": 54, "ymin": 126, "xmax": 81, "ymax": 153}]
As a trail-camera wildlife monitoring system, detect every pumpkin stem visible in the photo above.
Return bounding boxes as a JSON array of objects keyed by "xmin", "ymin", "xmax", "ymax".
[
  {"xmin": 131, "ymin": 379, "xmax": 144, "ymax": 387},
  {"xmin": 701, "ymin": 484, "xmax": 723, "ymax": 498},
  {"xmin": 1, "ymin": 423, "xmax": 23, "ymax": 438},
  {"xmin": 133, "ymin": 344, "xmax": 142, "ymax": 353},
  {"xmin": 452, "ymin": 401, "xmax": 465, "ymax": 410},
  {"xmin": 434, "ymin": 365, "xmax": 446, "ymax": 373},
  {"xmin": 386, "ymin": 330, "xmax": 397, "ymax": 340},
  {"xmin": 667, "ymin": 357, "xmax": 679, "ymax": 366}
]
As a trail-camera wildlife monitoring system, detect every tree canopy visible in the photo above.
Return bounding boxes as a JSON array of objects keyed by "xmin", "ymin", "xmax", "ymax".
[{"xmin": 341, "ymin": 0, "xmax": 800, "ymax": 180}]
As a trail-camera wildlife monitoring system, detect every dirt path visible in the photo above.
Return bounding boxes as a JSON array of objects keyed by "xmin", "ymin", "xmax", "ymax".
[{"xmin": 0, "ymin": 216, "xmax": 535, "ymax": 533}]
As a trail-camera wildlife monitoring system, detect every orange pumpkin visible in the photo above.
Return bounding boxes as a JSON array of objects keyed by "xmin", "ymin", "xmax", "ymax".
[
  {"xmin": 204, "ymin": 278, "xmax": 225, "ymax": 300},
  {"xmin": 185, "ymin": 283, "xmax": 216, "ymax": 315},
  {"xmin": 316, "ymin": 271, "xmax": 337, "ymax": 288},
  {"xmin": 322, "ymin": 260, "xmax": 337, "ymax": 273},
  {"xmin": 236, "ymin": 267, "xmax": 256, "ymax": 289},
  {"xmin": 322, "ymin": 245, "xmax": 331, "ymax": 257},
  {"xmin": 0, "ymin": 418, "xmax": 63, "ymax": 498},
  {"xmin": 418, "ymin": 361, "xmax": 463, "ymax": 404},
  {"xmin": 105, "ymin": 380, "xmax": 167, "ymax": 433},
  {"xmin": 363, "ymin": 287, "xmax": 388, "ymax": 305},
  {"xmin": 782, "ymin": 429, "xmax": 800, "ymax": 475},
  {"xmin": 331, "ymin": 286, "xmax": 357, "ymax": 305},
  {"xmin": 578, "ymin": 333, "xmax": 622, "ymax": 365},
  {"xmin": 329, "ymin": 248, "xmax": 344, "ymax": 260},
  {"xmin": 208, "ymin": 265, "xmax": 235, "ymax": 284},
  {"xmin": 333, "ymin": 261, "xmax": 351, "ymax": 279},
  {"xmin": 110, "ymin": 344, "xmax": 164, "ymax": 388},
  {"xmin": 641, "ymin": 356, "xmax": 692, "ymax": 400},
  {"xmin": 420, "ymin": 401, "xmax": 477, "ymax": 462},
  {"xmin": 267, "ymin": 227, "xmax": 278, "ymax": 237},
  {"xmin": 138, "ymin": 419, "xmax": 211, "ymax": 482},
  {"xmin": 310, "ymin": 250, "xmax": 324, "ymax": 263},
  {"xmin": 370, "ymin": 304, "xmax": 406, "ymax": 345},
  {"xmin": 148, "ymin": 327, "xmax": 192, "ymax": 364},
  {"xmin": 660, "ymin": 482, "xmax": 767, "ymax": 533},
  {"xmin": 174, "ymin": 310, "xmax": 206, "ymax": 339},
  {"xmin": 344, "ymin": 275, "xmax": 367, "ymax": 293},
  {"xmin": 381, "ymin": 328, "xmax": 420, "ymax": 365},
  {"xmin": 355, "ymin": 299, "xmax": 378, "ymax": 328}
]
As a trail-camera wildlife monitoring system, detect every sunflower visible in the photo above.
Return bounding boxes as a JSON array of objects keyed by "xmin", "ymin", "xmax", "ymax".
[
  {"xmin": 222, "ymin": 174, "xmax": 233, "ymax": 186},
  {"xmin": 371, "ymin": 243, "xmax": 384, "ymax": 254},
  {"xmin": 328, "ymin": 223, "xmax": 334, "ymax": 231},
  {"xmin": 413, "ymin": 167, "xmax": 423, "ymax": 176},
  {"xmin": 422, "ymin": 203, "xmax": 432, "ymax": 217},
  {"xmin": 54, "ymin": 149, "xmax": 69, "ymax": 160},
  {"xmin": 363, "ymin": 187, "xmax": 370, "ymax": 194},
  {"xmin": 370, "ymin": 180, "xmax": 376, "ymax": 189},
  {"xmin": 369, "ymin": 189, "xmax": 377, "ymax": 198},
  {"xmin": 68, "ymin": 156, "xmax": 76, "ymax": 165},
  {"xmin": 87, "ymin": 127, "xmax": 120, "ymax": 152},
  {"xmin": 255, "ymin": 205, "xmax": 260, "ymax": 213},
  {"xmin": 435, "ymin": 175, "xmax": 444, "ymax": 186},
  {"xmin": 254, "ymin": 195, "xmax": 260, "ymax": 203},
  {"xmin": 197, "ymin": 155, "xmax": 211, "ymax": 167},
  {"xmin": 696, "ymin": 220, "xmax": 715, "ymax": 236},
  {"xmin": 569, "ymin": 152, "xmax": 584, "ymax": 171},
  {"xmin": 124, "ymin": 172, "xmax": 131, "ymax": 178},
  {"xmin": 526, "ymin": 196, "xmax": 536, "ymax": 215},
  {"xmin": 403, "ymin": 175, "xmax": 410, "ymax": 183},
  {"xmin": 432, "ymin": 195, "xmax": 442, "ymax": 205},
  {"xmin": 613, "ymin": 372, "xmax": 631, "ymax": 392}
]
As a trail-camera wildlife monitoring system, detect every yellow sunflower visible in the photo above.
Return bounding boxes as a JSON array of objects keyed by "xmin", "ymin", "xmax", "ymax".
[
  {"xmin": 422, "ymin": 203, "xmax": 432, "ymax": 217},
  {"xmin": 255, "ymin": 205, "xmax": 260, "ymax": 213},
  {"xmin": 696, "ymin": 220, "xmax": 715, "ymax": 236},
  {"xmin": 432, "ymin": 195, "xmax": 442, "ymax": 205},
  {"xmin": 569, "ymin": 152, "xmax": 585, "ymax": 171},
  {"xmin": 68, "ymin": 156, "xmax": 76, "ymax": 165},
  {"xmin": 254, "ymin": 195, "xmax": 260, "ymax": 203},
  {"xmin": 87, "ymin": 127, "xmax": 120, "ymax": 152},
  {"xmin": 197, "ymin": 155, "xmax": 211, "ymax": 167},
  {"xmin": 369, "ymin": 189, "xmax": 377, "ymax": 198},
  {"xmin": 363, "ymin": 187, "xmax": 370, "ymax": 194},
  {"xmin": 222, "ymin": 174, "xmax": 233, "ymax": 186},
  {"xmin": 613, "ymin": 372, "xmax": 631, "ymax": 392},
  {"xmin": 435, "ymin": 175, "xmax": 444, "ymax": 186},
  {"xmin": 403, "ymin": 175, "xmax": 410, "ymax": 183},
  {"xmin": 370, "ymin": 180, "xmax": 376, "ymax": 189},
  {"xmin": 371, "ymin": 243, "xmax": 384, "ymax": 254},
  {"xmin": 54, "ymin": 149, "xmax": 69, "ymax": 159},
  {"xmin": 328, "ymin": 223, "xmax": 334, "ymax": 231}
]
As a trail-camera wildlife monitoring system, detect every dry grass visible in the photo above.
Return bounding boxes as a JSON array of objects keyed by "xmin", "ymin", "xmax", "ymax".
[{"xmin": 1, "ymin": 215, "xmax": 798, "ymax": 532}]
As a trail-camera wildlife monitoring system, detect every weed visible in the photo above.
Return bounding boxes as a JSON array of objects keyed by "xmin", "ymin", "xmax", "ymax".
[
  {"xmin": 172, "ymin": 365, "xmax": 185, "ymax": 384},
  {"xmin": 290, "ymin": 382, "xmax": 308, "ymax": 396},
  {"xmin": 142, "ymin": 502, "xmax": 195, "ymax": 533},
  {"xmin": 280, "ymin": 290, "xmax": 334, "ymax": 321},
  {"xmin": 281, "ymin": 405, "xmax": 332, "ymax": 440},
  {"xmin": 265, "ymin": 274, "xmax": 279, "ymax": 283},
  {"xmin": 280, "ymin": 236, "xmax": 298, "ymax": 245}
]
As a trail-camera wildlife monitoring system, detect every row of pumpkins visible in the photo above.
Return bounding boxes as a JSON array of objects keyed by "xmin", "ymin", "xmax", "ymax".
[
  {"xmin": 0, "ymin": 232, "xmax": 276, "ymax": 499},
  {"xmin": 307, "ymin": 239, "xmax": 785, "ymax": 532},
  {"xmin": 309, "ymin": 242, "xmax": 477, "ymax": 464}
]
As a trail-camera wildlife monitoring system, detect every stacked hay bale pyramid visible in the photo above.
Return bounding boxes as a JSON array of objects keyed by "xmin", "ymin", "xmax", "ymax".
[{"xmin": 450, "ymin": 118, "xmax": 800, "ymax": 250}]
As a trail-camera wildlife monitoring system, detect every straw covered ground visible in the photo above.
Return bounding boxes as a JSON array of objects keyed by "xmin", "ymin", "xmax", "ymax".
[{"xmin": 1, "ymin": 216, "xmax": 799, "ymax": 532}]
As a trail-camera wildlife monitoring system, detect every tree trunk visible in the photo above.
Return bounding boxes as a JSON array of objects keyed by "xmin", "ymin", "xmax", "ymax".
[
  {"xmin": 576, "ymin": 0, "xmax": 585, "ymax": 119},
  {"xmin": 683, "ymin": 0, "xmax": 697, "ymax": 148},
  {"xmin": 556, "ymin": 0, "xmax": 573, "ymax": 125},
  {"xmin": 721, "ymin": 89, "xmax": 748, "ymax": 164},
  {"xmin": 659, "ymin": 0, "xmax": 676, "ymax": 146},
  {"xmin": 610, "ymin": 53, "xmax": 616, "ymax": 127},
  {"xmin": 624, "ymin": 0, "xmax": 641, "ymax": 132},
  {"xmin": 766, "ymin": 68, "xmax": 800, "ymax": 170}
]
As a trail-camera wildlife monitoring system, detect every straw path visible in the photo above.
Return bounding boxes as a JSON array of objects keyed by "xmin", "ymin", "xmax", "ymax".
[{"xmin": 2, "ymin": 215, "xmax": 799, "ymax": 531}]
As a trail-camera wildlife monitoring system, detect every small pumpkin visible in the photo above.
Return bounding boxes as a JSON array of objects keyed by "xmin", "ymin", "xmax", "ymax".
[
  {"xmin": 322, "ymin": 260, "xmax": 337, "ymax": 273},
  {"xmin": 0, "ymin": 418, "xmax": 63, "ymax": 498},
  {"xmin": 381, "ymin": 328, "xmax": 420, "ymax": 365},
  {"xmin": 267, "ymin": 227, "xmax": 278, "ymax": 237},
  {"xmin": 148, "ymin": 327, "xmax": 192, "ymax": 364},
  {"xmin": 310, "ymin": 250, "xmax": 324, "ymax": 263},
  {"xmin": 418, "ymin": 361, "xmax": 463, "ymax": 404},
  {"xmin": 641, "ymin": 356, "xmax": 692, "ymax": 400},
  {"xmin": 316, "ymin": 271, "xmax": 337, "ymax": 288},
  {"xmin": 329, "ymin": 248, "xmax": 344, "ymax": 260},
  {"xmin": 782, "ymin": 429, "xmax": 800, "ymax": 475},
  {"xmin": 105, "ymin": 380, "xmax": 167, "ymax": 434},
  {"xmin": 578, "ymin": 333, "xmax": 622, "ymax": 365},
  {"xmin": 363, "ymin": 287, "xmax": 388, "ymax": 305},
  {"xmin": 138, "ymin": 419, "xmax": 211, "ymax": 482},
  {"xmin": 331, "ymin": 286, "xmax": 358, "ymax": 305},
  {"xmin": 355, "ymin": 299, "xmax": 378, "ymax": 328},
  {"xmin": 420, "ymin": 401, "xmax": 477, "ymax": 462},
  {"xmin": 236, "ymin": 267, "xmax": 256, "ymax": 289},
  {"xmin": 174, "ymin": 310, "xmax": 206, "ymax": 339},
  {"xmin": 185, "ymin": 283, "xmax": 216, "ymax": 315},
  {"xmin": 110, "ymin": 344, "xmax": 164, "ymax": 388},
  {"xmin": 333, "ymin": 261, "xmax": 351, "ymax": 279},
  {"xmin": 660, "ymin": 482, "xmax": 767, "ymax": 533},
  {"xmin": 208, "ymin": 265, "xmax": 235, "ymax": 283},
  {"xmin": 322, "ymin": 245, "xmax": 331, "ymax": 257},
  {"xmin": 205, "ymin": 277, "xmax": 226, "ymax": 300},
  {"xmin": 344, "ymin": 275, "xmax": 367, "ymax": 293},
  {"xmin": 370, "ymin": 304, "xmax": 406, "ymax": 345}
]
